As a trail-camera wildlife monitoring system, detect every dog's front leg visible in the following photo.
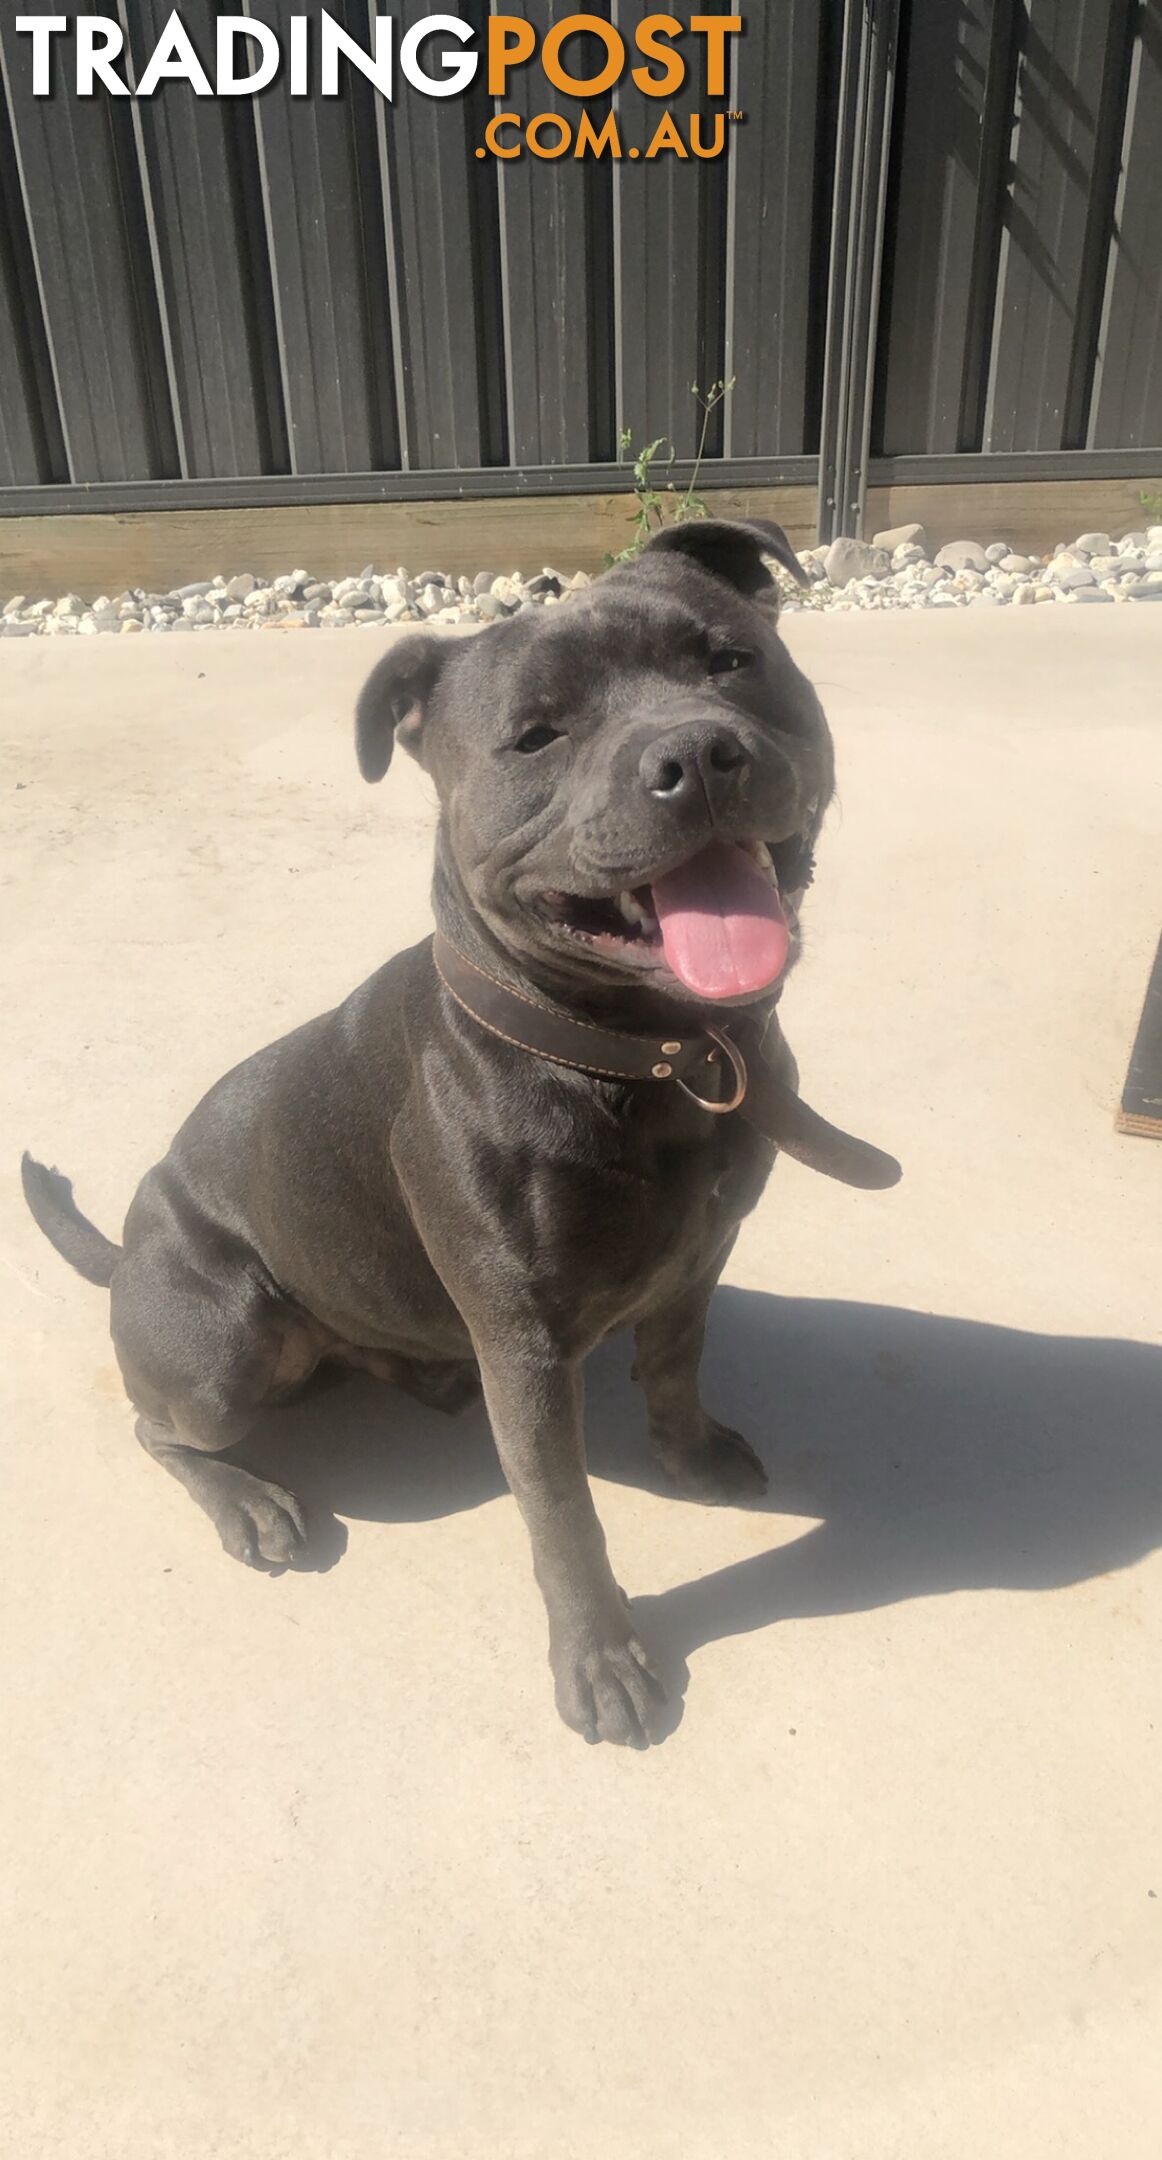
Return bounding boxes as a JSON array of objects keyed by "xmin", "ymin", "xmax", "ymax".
[{"xmin": 476, "ymin": 1348, "xmax": 668, "ymax": 1746}]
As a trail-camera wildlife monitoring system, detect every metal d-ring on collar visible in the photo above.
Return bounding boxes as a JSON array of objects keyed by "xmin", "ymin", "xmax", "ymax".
[{"xmin": 675, "ymin": 1025, "xmax": 749, "ymax": 1114}]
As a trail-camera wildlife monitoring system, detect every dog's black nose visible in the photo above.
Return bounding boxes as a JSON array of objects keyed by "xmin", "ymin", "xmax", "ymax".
[{"xmin": 639, "ymin": 725, "xmax": 749, "ymax": 804}]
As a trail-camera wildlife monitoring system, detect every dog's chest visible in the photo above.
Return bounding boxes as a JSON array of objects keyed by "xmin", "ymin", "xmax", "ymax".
[{"xmin": 523, "ymin": 1107, "xmax": 775, "ymax": 1340}]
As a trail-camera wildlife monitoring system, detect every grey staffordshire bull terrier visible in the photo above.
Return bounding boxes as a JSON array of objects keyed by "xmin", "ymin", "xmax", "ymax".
[{"xmin": 23, "ymin": 518, "xmax": 899, "ymax": 1746}]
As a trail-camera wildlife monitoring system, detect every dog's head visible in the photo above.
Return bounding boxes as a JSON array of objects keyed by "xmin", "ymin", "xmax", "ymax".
[{"xmin": 355, "ymin": 519, "xmax": 833, "ymax": 1008}]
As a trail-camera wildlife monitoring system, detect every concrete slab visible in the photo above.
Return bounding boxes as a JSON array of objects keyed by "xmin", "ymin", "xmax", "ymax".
[{"xmin": 2, "ymin": 609, "xmax": 1161, "ymax": 2159}]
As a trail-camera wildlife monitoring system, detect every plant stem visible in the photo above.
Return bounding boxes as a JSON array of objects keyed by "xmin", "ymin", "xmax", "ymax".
[{"xmin": 681, "ymin": 391, "xmax": 718, "ymax": 520}]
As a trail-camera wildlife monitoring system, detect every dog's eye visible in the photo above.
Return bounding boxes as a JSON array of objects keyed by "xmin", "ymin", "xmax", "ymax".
[
  {"xmin": 708, "ymin": 648, "xmax": 753, "ymax": 676},
  {"xmin": 514, "ymin": 724, "xmax": 563, "ymax": 753}
]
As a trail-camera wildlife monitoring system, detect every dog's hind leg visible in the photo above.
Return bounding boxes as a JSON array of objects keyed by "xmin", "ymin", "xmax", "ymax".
[
  {"xmin": 633, "ymin": 1251, "xmax": 768, "ymax": 1505},
  {"xmin": 336, "ymin": 1347, "xmax": 481, "ymax": 1415},
  {"xmin": 113, "ymin": 1250, "xmax": 309, "ymax": 1567},
  {"xmin": 135, "ymin": 1415, "xmax": 307, "ymax": 1567}
]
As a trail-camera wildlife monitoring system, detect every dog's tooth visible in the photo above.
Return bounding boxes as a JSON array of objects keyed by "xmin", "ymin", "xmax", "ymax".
[
  {"xmin": 743, "ymin": 839, "xmax": 779, "ymax": 885},
  {"xmin": 618, "ymin": 890, "xmax": 653, "ymax": 930}
]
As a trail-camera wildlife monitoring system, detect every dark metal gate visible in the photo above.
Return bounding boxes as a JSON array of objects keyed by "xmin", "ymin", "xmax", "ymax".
[{"xmin": 1, "ymin": 1, "xmax": 1160, "ymax": 535}]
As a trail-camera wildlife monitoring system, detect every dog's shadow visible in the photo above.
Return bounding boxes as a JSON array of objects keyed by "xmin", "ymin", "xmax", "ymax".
[{"xmin": 239, "ymin": 1290, "xmax": 1162, "ymax": 1680}]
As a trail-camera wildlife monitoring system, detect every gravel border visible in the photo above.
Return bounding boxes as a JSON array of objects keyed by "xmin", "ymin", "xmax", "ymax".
[
  {"xmin": 797, "ymin": 522, "xmax": 1162, "ymax": 611},
  {"xmin": 3, "ymin": 523, "xmax": 1162, "ymax": 637}
]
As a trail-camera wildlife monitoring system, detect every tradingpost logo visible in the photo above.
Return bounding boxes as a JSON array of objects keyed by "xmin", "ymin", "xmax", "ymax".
[{"xmin": 12, "ymin": 10, "xmax": 744, "ymax": 160}]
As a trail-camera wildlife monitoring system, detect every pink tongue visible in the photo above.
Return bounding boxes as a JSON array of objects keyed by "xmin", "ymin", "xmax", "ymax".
[{"xmin": 651, "ymin": 841, "xmax": 790, "ymax": 1000}]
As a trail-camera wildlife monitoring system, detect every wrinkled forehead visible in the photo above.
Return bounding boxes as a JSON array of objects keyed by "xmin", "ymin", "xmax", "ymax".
[{"xmin": 441, "ymin": 579, "xmax": 768, "ymax": 734}]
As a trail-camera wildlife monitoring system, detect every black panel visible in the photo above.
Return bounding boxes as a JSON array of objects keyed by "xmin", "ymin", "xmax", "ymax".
[
  {"xmin": 1118, "ymin": 932, "xmax": 1162, "ymax": 1140},
  {"xmin": 726, "ymin": 0, "xmax": 827, "ymax": 457},
  {"xmin": 0, "ymin": 0, "xmax": 1157, "ymax": 514},
  {"xmin": 383, "ymin": 0, "xmax": 504, "ymax": 470},
  {"xmin": 1089, "ymin": 0, "xmax": 1162, "ymax": 449},
  {"xmin": 244, "ymin": 0, "xmax": 399, "ymax": 476},
  {"xmin": 875, "ymin": 0, "xmax": 1009, "ymax": 455},
  {"xmin": 0, "ymin": 1, "xmax": 177, "ymax": 482},
  {"xmin": 0, "ymin": 73, "xmax": 66, "ymax": 486},
  {"xmin": 614, "ymin": 0, "xmax": 733, "ymax": 460},
  {"xmin": 984, "ymin": 0, "xmax": 1129, "ymax": 453},
  {"xmin": 125, "ymin": 0, "xmax": 284, "ymax": 479},
  {"xmin": 0, "ymin": 220, "xmax": 43, "ymax": 487},
  {"xmin": 496, "ymin": 1, "xmax": 613, "ymax": 466}
]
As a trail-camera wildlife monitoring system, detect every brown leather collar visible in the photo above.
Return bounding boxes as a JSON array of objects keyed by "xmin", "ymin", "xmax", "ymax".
[{"xmin": 433, "ymin": 932, "xmax": 901, "ymax": 1191}]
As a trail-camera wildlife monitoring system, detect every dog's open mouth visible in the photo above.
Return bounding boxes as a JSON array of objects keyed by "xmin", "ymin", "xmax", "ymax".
[{"xmin": 540, "ymin": 837, "xmax": 810, "ymax": 1002}]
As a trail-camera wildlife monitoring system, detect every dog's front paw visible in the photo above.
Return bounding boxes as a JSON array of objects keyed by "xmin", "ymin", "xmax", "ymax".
[
  {"xmin": 657, "ymin": 1420, "xmax": 768, "ymax": 1505},
  {"xmin": 550, "ymin": 1621, "xmax": 668, "ymax": 1747}
]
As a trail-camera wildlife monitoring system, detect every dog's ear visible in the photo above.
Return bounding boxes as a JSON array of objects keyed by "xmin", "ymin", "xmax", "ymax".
[
  {"xmin": 642, "ymin": 517, "xmax": 809, "ymax": 595},
  {"xmin": 355, "ymin": 634, "xmax": 452, "ymax": 781}
]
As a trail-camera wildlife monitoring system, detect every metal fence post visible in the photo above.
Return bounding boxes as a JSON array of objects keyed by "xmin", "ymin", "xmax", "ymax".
[{"xmin": 816, "ymin": 0, "xmax": 901, "ymax": 544}]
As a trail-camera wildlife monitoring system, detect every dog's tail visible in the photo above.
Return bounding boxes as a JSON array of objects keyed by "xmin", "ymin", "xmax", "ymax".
[{"xmin": 20, "ymin": 1154, "xmax": 121, "ymax": 1288}]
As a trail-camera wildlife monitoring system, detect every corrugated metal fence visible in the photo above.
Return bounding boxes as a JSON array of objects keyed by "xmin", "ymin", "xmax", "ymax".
[{"xmin": 1, "ymin": 0, "xmax": 1160, "ymax": 533}]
